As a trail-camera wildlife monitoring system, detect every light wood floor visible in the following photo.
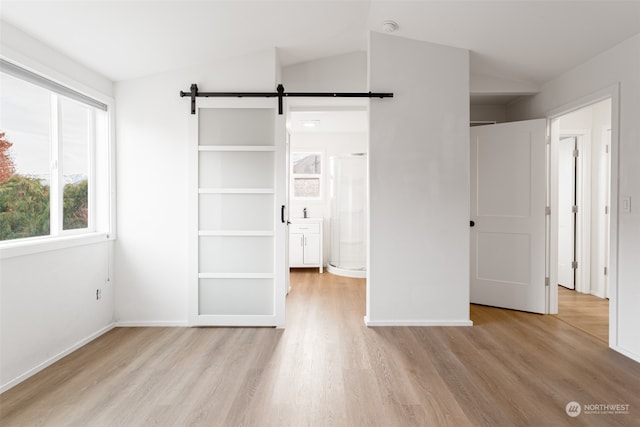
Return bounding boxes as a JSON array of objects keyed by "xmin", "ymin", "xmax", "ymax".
[
  {"xmin": 557, "ymin": 285, "xmax": 609, "ymax": 343},
  {"xmin": 2, "ymin": 270, "xmax": 639, "ymax": 426}
]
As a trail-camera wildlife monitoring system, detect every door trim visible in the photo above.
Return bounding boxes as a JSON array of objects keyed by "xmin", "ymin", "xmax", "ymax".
[
  {"xmin": 558, "ymin": 130, "xmax": 592, "ymax": 294},
  {"xmin": 546, "ymin": 84, "xmax": 620, "ymax": 349}
]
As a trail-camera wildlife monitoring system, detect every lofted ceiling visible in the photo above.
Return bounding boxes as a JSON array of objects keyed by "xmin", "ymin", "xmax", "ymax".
[{"xmin": 1, "ymin": 1, "xmax": 639, "ymax": 85}]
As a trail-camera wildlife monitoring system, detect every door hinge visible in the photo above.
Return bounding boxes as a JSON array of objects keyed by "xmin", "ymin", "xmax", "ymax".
[
  {"xmin": 573, "ymin": 149, "xmax": 579, "ymax": 158},
  {"xmin": 572, "ymin": 261, "xmax": 578, "ymax": 269},
  {"xmin": 605, "ymin": 205, "xmax": 609, "ymax": 214},
  {"xmin": 545, "ymin": 206, "xmax": 551, "ymax": 215},
  {"xmin": 606, "ymin": 144, "xmax": 609, "ymax": 154},
  {"xmin": 604, "ymin": 266, "xmax": 608, "ymax": 276},
  {"xmin": 545, "ymin": 277, "xmax": 550, "ymax": 287},
  {"xmin": 572, "ymin": 205, "xmax": 578, "ymax": 214}
]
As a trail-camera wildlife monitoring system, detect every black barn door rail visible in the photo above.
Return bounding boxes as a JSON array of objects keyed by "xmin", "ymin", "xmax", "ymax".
[{"xmin": 180, "ymin": 83, "xmax": 393, "ymax": 115}]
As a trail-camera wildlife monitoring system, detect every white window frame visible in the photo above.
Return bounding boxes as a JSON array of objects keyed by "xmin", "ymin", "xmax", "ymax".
[
  {"xmin": 50, "ymin": 94, "xmax": 99, "ymax": 237},
  {"xmin": 290, "ymin": 151, "xmax": 323, "ymax": 201},
  {"xmin": 0, "ymin": 59, "xmax": 115, "ymax": 259}
]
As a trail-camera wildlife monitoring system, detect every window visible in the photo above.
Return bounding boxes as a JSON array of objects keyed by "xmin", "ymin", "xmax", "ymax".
[
  {"xmin": 291, "ymin": 152, "xmax": 322, "ymax": 199},
  {"xmin": 0, "ymin": 60, "xmax": 110, "ymax": 243}
]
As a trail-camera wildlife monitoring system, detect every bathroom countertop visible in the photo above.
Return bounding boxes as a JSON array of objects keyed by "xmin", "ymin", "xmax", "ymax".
[{"xmin": 289, "ymin": 217, "xmax": 323, "ymax": 223}]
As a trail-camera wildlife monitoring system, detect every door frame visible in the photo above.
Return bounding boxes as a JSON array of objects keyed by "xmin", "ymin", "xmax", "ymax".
[
  {"xmin": 557, "ymin": 130, "xmax": 592, "ymax": 294},
  {"xmin": 556, "ymin": 135, "xmax": 578, "ymax": 291},
  {"xmin": 546, "ymin": 84, "xmax": 619, "ymax": 348},
  {"xmin": 284, "ymin": 98, "xmax": 370, "ymax": 279}
]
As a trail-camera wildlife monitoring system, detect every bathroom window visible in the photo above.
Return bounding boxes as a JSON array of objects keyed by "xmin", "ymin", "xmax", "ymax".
[{"xmin": 291, "ymin": 152, "xmax": 322, "ymax": 199}]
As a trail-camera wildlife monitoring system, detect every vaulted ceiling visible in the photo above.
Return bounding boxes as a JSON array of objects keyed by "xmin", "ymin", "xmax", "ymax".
[{"xmin": 1, "ymin": 1, "xmax": 639, "ymax": 85}]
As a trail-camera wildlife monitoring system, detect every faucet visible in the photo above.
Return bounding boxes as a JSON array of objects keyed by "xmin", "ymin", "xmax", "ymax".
[{"xmin": 303, "ymin": 207, "xmax": 307, "ymax": 218}]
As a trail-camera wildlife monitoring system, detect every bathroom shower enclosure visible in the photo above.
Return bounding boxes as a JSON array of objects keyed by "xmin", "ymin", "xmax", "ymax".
[{"xmin": 328, "ymin": 154, "xmax": 367, "ymax": 278}]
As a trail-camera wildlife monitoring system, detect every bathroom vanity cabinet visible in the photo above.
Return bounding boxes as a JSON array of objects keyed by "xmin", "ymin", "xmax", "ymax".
[{"xmin": 289, "ymin": 219, "xmax": 323, "ymax": 273}]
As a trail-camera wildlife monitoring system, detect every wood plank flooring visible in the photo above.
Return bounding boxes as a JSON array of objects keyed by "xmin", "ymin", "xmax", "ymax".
[
  {"xmin": 2, "ymin": 270, "xmax": 639, "ymax": 426},
  {"xmin": 556, "ymin": 285, "xmax": 609, "ymax": 343}
]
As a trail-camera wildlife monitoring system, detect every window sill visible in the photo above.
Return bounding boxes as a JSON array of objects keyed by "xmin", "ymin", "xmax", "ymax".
[{"xmin": 0, "ymin": 232, "xmax": 112, "ymax": 260}]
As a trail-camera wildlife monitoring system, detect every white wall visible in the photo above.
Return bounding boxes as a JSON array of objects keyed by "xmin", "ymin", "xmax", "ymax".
[
  {"xmin": 0, "ymin": 21, "xmax": 115, "ymax": 391},
  {"xmin": 0, "ymin": 242, "xmax": 114, "ymax": 391},
  {"xmin": 289, "ymin": 132, "xmax": 367, "ymax": 263},
  {"xmin": 282, "ymin": 52, "xmax": 366, "ymax": 92},
  {"xmin": 114, "ymin": 50, "xmax": 278, "ymax": 325},
  {"xmin": 508, "ymin": 33, "xmax": 640, "ymax": 361},
  {"xmin": 0, "ymin": 20, "xmax": 113, "ymax": 99},
  {"xmin": 469, "ymin": 72, "xmax": 538, "ymax": 124},
  {"xmin": 470, "ymin": 73, "xmax": 538, "ymax": 96},
  {"xmin": 367, "ymin": 32, "xmax": 470, "ymax": 325},
  {"xmin": 470, "ymin": 104, "xmax": 507, "ymax": 124}
]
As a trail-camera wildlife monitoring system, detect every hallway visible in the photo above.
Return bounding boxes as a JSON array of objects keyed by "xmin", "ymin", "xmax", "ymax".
[{"xmin": 556, "ymin": 286, "xmax": 609, "ymax": 343}]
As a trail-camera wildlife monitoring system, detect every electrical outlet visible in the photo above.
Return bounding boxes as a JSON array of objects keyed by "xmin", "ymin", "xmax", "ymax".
[{"xmin": 96, "ymin": 289, "xmax": 102, "ymax": 300}]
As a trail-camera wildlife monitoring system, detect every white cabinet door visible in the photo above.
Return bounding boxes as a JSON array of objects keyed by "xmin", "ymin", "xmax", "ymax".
[
  {"xmin": 470, "ymin": 119, "xmax": 547, "ymax": 314},
  {"xmin": 289, "ymin": 221, "xmax": 322, "ymax": 270},
  {"xmin": 189, "ymin": 99, "xmax": 286, "ymax": 326},
  {"xmin": 289, "ymin": 233, "xmax": 304, "ymax": 266},
  {"xmin": 303, "ymin": 233, "xmax": 320, "ymax": 265}
]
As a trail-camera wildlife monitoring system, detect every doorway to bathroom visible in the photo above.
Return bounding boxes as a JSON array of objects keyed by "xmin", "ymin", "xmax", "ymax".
[{"xmin": 287, "ymin": 104, "xmax": 368, "ymax": 281}]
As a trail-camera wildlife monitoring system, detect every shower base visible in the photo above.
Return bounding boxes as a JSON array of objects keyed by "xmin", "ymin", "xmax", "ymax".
[{"xmin": 327, "ymin": 264, "xmax": 366, "ymax": 279}]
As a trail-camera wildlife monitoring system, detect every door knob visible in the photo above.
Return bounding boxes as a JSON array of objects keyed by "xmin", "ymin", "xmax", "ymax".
[{"xmin": 470, "ymin": 220, "xmax": 475, "ymax": 227}]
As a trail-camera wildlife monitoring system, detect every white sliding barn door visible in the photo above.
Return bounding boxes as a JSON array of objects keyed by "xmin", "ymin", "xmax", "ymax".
[
  {"xmin": 189, "ymin": 99, "xmax": 286, "ymax": 326},
  {"xmin": 470, "ymin": 119, "xmax": 547, "ymax": 314}
]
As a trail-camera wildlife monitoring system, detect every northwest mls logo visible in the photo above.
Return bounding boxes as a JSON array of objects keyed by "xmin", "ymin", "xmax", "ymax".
[
  {"xmin": 566, "ymin": 401, "xmax": 630, "ymax": 417},
  {"xmin": 566, "ymin": 401, "xmax": 581, "ymax": 417}
]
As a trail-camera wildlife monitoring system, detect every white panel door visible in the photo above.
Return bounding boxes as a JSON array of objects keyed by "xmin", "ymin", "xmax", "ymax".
[
  {"xmin": 557, "ymin": 137, "xmax": 576, "ymax": 289},
  {"xmin": 189, "ymin": 98, "xmax": 286, "ymax": 326},
  {"xmin": 470, "ymin": 119, "xmax": 547, "ymax": 314}
]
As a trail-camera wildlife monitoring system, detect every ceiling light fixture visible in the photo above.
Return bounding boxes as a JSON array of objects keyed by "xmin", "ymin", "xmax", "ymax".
[
  {"xmin": 301, "ymin": 120, "xmax": 320, "ymax": 128},
  {"xmin": 382, "ymin": 20, "xmax": 399, "ymax": 33}
]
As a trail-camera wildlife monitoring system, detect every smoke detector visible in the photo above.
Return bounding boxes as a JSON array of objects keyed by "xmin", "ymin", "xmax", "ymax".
[{"xmin": 382, "ymin": 20, "xmax": 399, "ymax": 33}]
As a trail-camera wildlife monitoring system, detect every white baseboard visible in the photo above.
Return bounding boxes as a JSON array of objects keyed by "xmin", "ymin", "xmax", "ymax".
[
  {"xmin": 364, "ymin": 316, "xmax": 473, "ymax": 327},
  {"xmin": 0, "ymin": 323, "xmax": 115, "ymax": 394},
  {"xmin": 114, "ymin": 320, "xmax": 189, "ymax": 327},
  {"xmin": 611, "ymin": 345, "xmax": 640, "ymax": 364}
]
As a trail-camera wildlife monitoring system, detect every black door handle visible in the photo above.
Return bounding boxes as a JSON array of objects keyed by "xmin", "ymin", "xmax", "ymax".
[
  {"xmin": 281, "ymin": 205, "xmax": 286, "ymax": 223},
  {"xmin": 470, "ymin": 220, "xmax": 475, "ymax": 227}
]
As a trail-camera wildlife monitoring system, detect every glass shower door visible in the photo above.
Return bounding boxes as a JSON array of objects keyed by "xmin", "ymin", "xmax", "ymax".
[{"xmin": 329, "ymin": 154, "xmax": 366, "ymax": 277}]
